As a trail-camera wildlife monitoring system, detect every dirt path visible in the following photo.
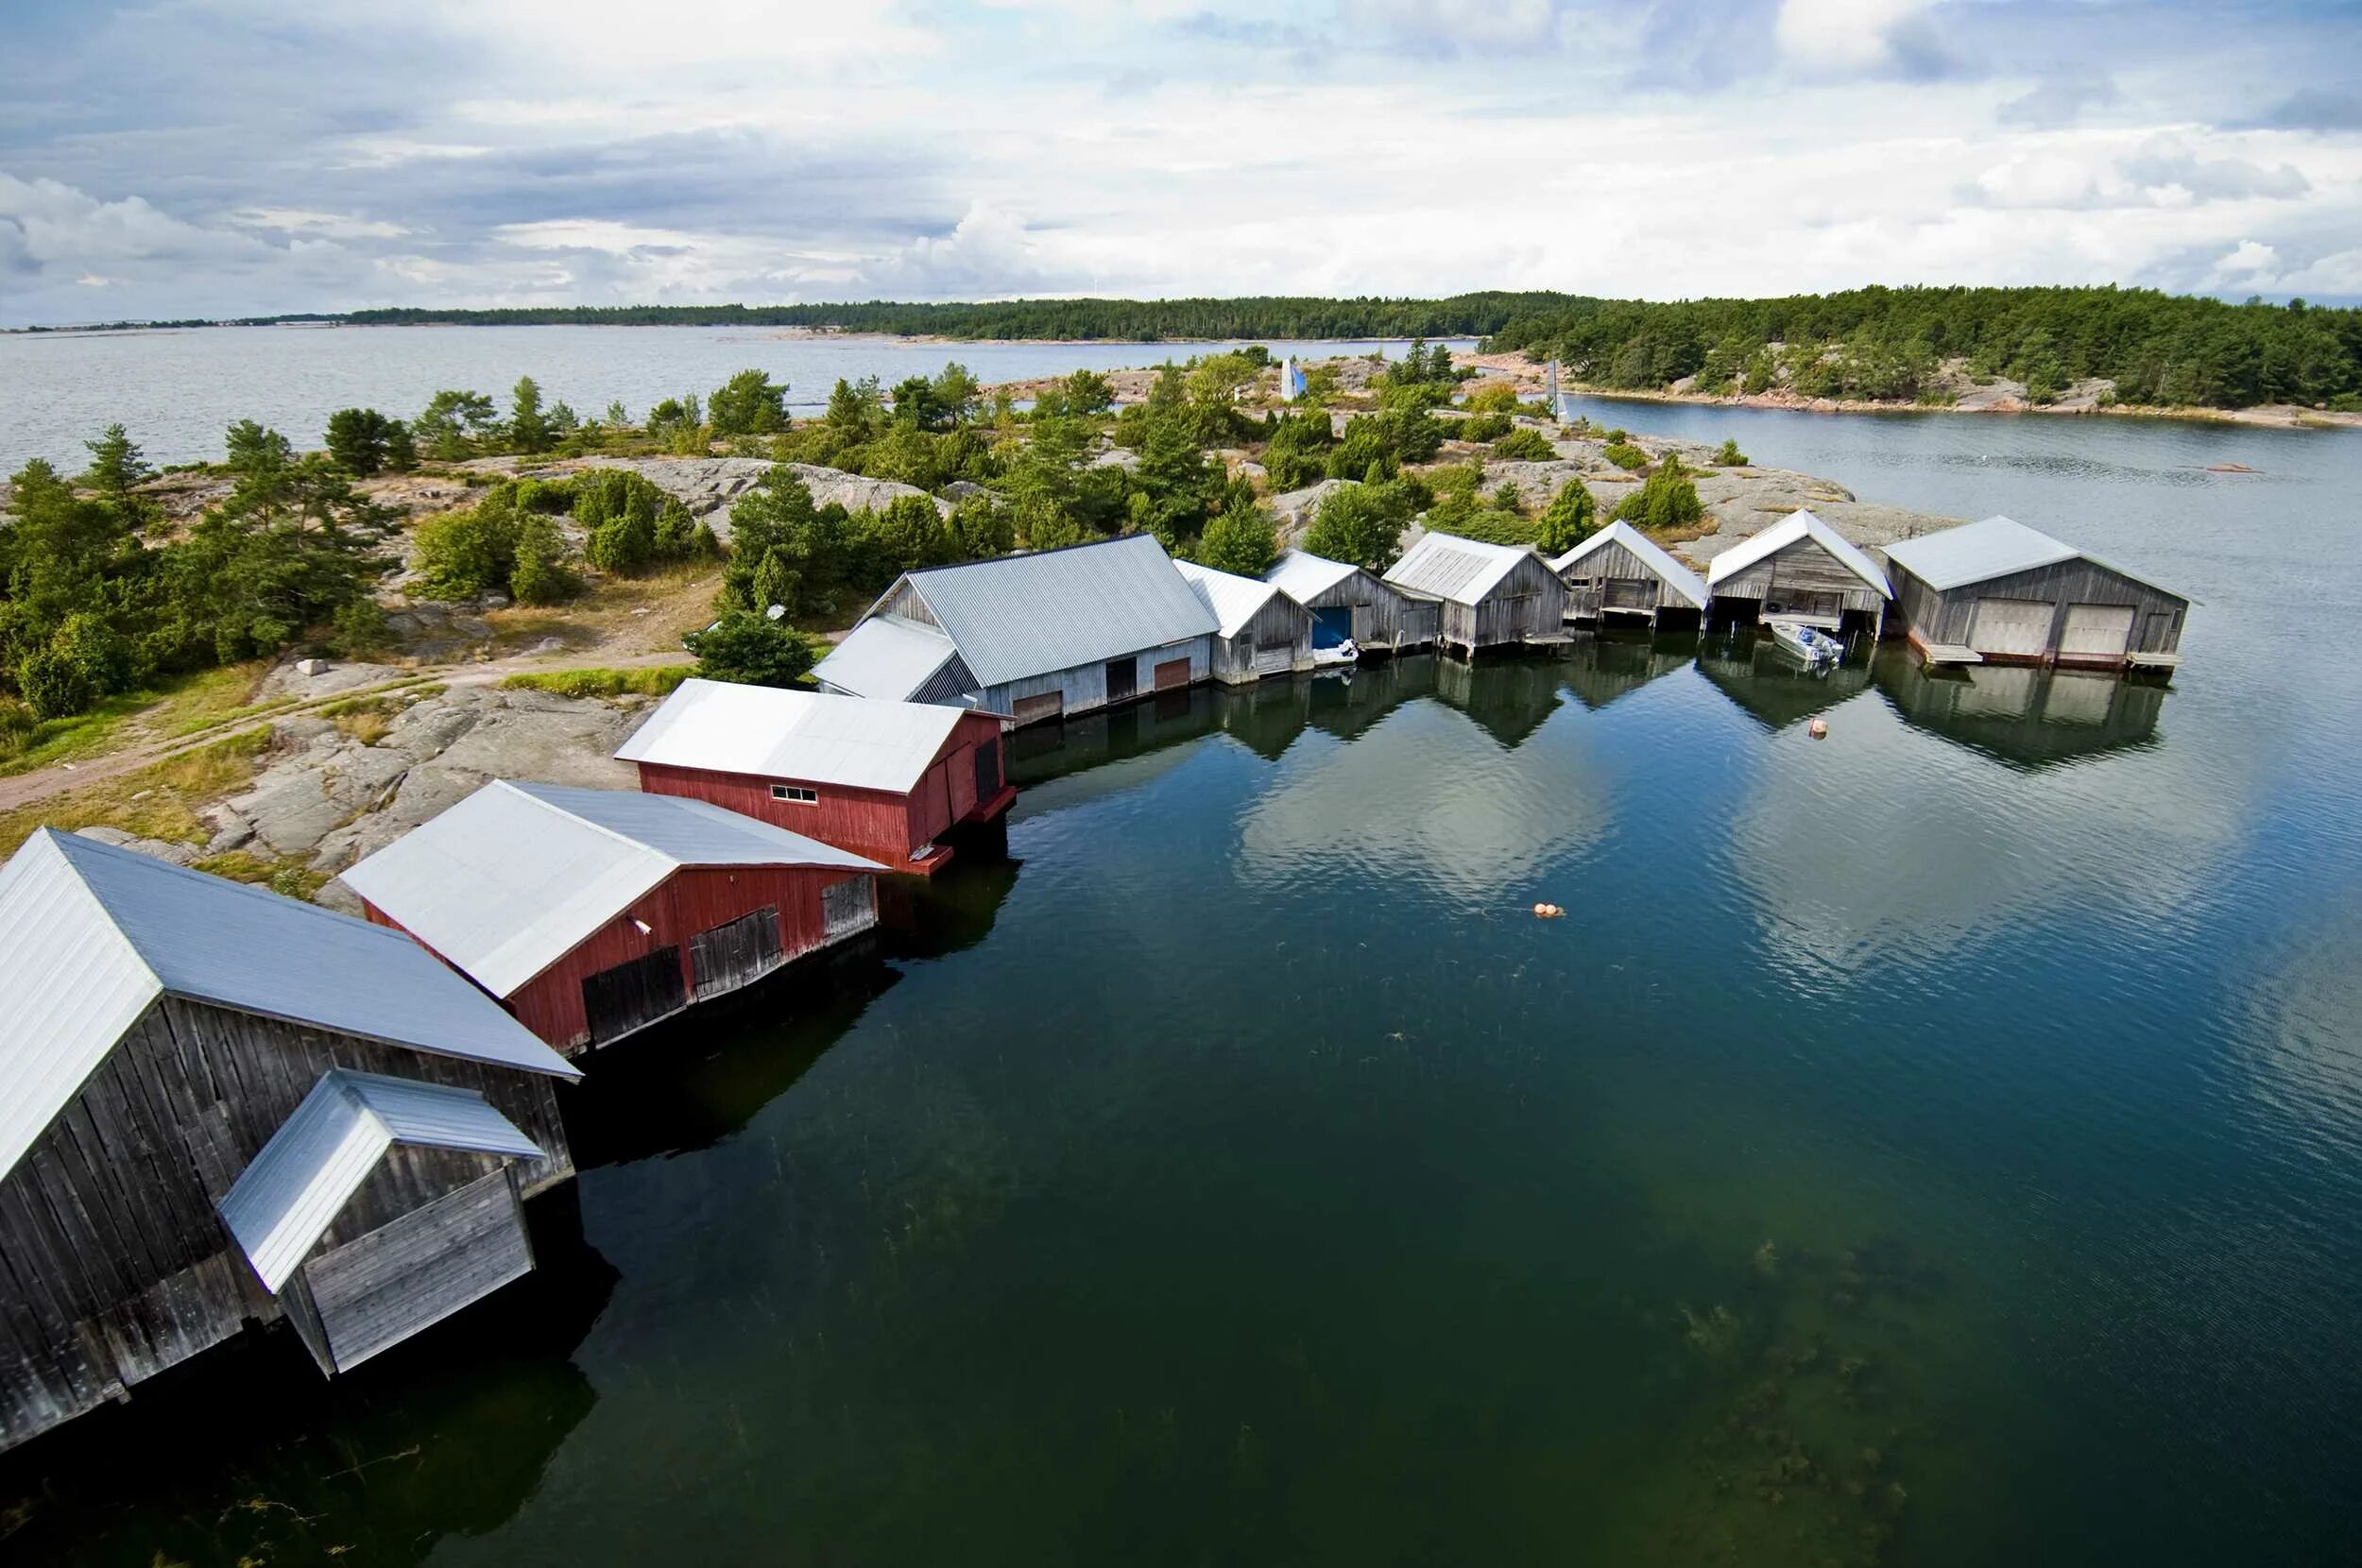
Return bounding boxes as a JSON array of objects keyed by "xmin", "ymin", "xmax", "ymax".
[{"xmin": 0, "ymin": 648, "xmax": 694, "ymax": 815}]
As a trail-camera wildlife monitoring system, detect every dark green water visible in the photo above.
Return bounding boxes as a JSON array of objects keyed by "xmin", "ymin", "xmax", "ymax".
[{"xmin": 7, "ymin": 407, "xmax": 2361, "ymax": 1565}]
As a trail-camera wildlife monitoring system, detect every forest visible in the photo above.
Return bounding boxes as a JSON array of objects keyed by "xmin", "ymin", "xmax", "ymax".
[{"xmin": 1484, "ymin": 285, "xmax": 2362, "ymax": 410}]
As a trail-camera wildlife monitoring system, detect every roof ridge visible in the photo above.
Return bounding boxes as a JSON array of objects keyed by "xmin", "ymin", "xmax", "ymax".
[
  {"xmin": 496, "ymin": 779, "xmax": 687, "ymax": 873},
  {"xmin": 903, "ymin": 531, "xmax": 1155, "ymax": 576}
]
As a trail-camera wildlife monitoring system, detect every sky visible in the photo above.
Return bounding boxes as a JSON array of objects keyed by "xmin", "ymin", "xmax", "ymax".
[{"xmin": 1, "ymin": 0, "xmax": 2358, "ymax": 325}]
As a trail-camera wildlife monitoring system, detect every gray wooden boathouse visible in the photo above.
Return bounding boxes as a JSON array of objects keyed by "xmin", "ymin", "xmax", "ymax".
[
  {"xmin": 0, "ymin": 829, "xmax": 579, "ymax": 1453},
  {"xmin": 1549, "ymin": 521, "xmax": 1709, "ymax": 629},
  {"xmin": 1264, "ymin": 547, "xmax": 1438, "ymax": 654},
  {"xmin": 1174, "ymin": 558, "xmax": 1313, "ymax": 683},
  {"xmin": 1880, "ymin": 515, "xmax": 2189, "ymax": 671},
  {"xmin": 813, "ymin": 534, "xmax": 1219, "ymax": 726},
  {"xmin": 1703, "ymin": 509, "xmax": 1892, "ymax": 638},
  {"xmin": 1382, "ymin": 533, "xmax": 1566, "ymax": 655}
]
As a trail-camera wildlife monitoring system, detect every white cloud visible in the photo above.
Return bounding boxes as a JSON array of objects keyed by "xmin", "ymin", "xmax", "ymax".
[
  {"xmin": 231, "ymin": 208, "xmax": 411, "ymax": 240},
  {"xmin": 1774, "ymin": 0, "xmax": 1932, "ymax": 75}
]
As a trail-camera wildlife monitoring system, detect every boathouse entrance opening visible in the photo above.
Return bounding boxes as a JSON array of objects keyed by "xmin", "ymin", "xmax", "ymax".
[
  {"xmin": 1104, "ymin": 657, "xmax": 1138, "ymax": 704},
  {"xmin": 1311, "ymin": 606, "xmax": 1354, "ymax": 648},
  {"xmin": 582, "ymin": 946, "xmax": 686, "ymax": 1046}
]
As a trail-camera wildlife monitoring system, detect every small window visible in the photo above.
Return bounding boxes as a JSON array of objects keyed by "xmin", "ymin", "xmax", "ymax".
[{"xmin": 772, "ymin": 784, "xmax": 818, "ymax": 805}]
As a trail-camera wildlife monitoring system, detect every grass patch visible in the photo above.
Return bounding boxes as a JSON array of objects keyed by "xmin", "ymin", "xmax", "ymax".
[
  {"xmin": 190, "ymin": 849, "xmax": 333, "ymax": 902},
  {"xmin": 499, "ymin": 666, "xmax": 692, "ymax": 700},
  {"xmin": 0, "ymin": 663, "xmax": 276, "ymax": 775},
  {"xmin": 0, "ymin": 726, "xmax": 274, "ymax": 859},
  {"xmin": 318, "ymin": 685, "xmax": 445, "ymax": 745}
]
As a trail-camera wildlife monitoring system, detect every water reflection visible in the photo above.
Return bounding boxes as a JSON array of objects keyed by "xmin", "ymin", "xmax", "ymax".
[
  {"xmin": 1432, "ymin": 654, "xmax": 1572, "ymax": 749},
  {"xmin": 1874, "ymin": 651, "xmax": 2164, "ymax": 772},
  {"xmin": 1560, "ymin": 632, "xmax": 1697, "ymax": 711},
  {"xmin": 1696, "ymin": 634, "xmax": 1875, "ymax": 730},
  {"xmin": 0, "ymin": 1205, "xmax": 618, "ymax": 1567}
]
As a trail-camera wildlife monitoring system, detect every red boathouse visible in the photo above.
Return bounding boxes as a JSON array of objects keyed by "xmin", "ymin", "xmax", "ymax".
[
  {"xmin": 616, "ymin": 678, "xmax": 1014, "ymax": 876},
  {"xmin": 341, "ymin": 780, "xmax": 883, "ymax": 1054}
]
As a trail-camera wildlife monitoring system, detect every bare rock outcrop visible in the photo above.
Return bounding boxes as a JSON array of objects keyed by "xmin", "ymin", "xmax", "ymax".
[{"xmin": 466, "ymin": 456, "xmax": 949, "ymax": 541}]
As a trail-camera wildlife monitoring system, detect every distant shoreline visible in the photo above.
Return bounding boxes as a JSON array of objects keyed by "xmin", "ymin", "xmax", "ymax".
[{"xmin": 1547, "ymin": 381, "xmax": 2362, "ymax": 432}]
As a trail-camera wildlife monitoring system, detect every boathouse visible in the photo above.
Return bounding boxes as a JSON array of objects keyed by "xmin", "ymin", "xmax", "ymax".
[
  {"xmin": 0, "ymin": 829, "xmax": 578, "ymax": 1453},
  {"xmin": 1265, "ymin": 547, "xmax": 1438, "ymax": 654},
  {"xmin": 344, "ymin": 781, "xmax": 881, "ymax": 1054},
  {"xmin": 1174, "ymin": 559, "xmax": 1315, "ymax": 683},
  {"xmin": 1381, "ymin": 533, "xmax": 1566, "ymax": 655},
  {"xmin": 813, "ymin": 534, "xmax": 1219, "ymax": 727},
  {"xmin": 617, "ymin": 678, "xmax": 1012, "ymax": 875},
  {"xmin": 1549, "ymin": 521, "xmax": 1709, "ymax": 629},
  {"xmin": 1879, "ymin": 515, "xmax": 2189, "ymax": 671},
  {"xmin": 1703, "ymin": 510, "xmax": 1891, "ymax": 637}
]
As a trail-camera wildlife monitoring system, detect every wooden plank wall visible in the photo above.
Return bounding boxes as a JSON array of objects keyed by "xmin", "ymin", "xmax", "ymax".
[
  {"xmin": 1891, "ymin": 559, "xmax": 2187, "ymax": 656},
  {"xmin": 305, "ymin": 1167, "xmax": 531, "ymax": 1371},
  {"xmin": 983, "ymin": 637, "xmax": 1212, "ymax": 725},
  {"xmin": 1460, "ymin": 555, "xmax": 1569, "ymax": 649},
  {"xmin": 483, "ymin": 863, "xmax": 878, "ymax": 1052},
  {"xmin": 1558, "ymin": 538, "xmax": 1669, "ymax": 619},
  {"xmin": 0, "ymin": 999, "xmax": 572, "ymax": 1452},
  {"xmin": 1209, "ymin": 598, "xmax": 1313, "ymax": 683}
]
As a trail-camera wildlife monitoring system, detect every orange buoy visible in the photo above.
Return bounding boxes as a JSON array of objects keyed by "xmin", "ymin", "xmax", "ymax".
[
  {"xmin": 1808, "ymin": 719, "xmax": 1829, "ymax": 740},
  {"xmin": 1533, "ymin": 902, "xmax": 1566, "ymax": 919}
]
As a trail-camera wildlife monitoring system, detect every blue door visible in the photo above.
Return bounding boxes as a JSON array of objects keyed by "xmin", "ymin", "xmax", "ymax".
[{"xmin": 1311, "ymin": 606, "xmax": 1354, "ymax": 649}]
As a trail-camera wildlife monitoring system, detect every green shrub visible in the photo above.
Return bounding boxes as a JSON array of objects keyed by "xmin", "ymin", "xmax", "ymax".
[
  {"xmin": 413, "ymin": 501, "xmax": 521, "ymax": 599},
  {"xmin": 510, "ymin": 517, "xmax": 580, "ymax": 605},
  {"xmin": 1463, "ymin": 382, "xmax": 1523, "ymax": 415},
  {"xmin": 685, "ymin": 612, "xmax": 816, "ymax": 687},
  {"xmin": 1609, "ymin": 454, "xmax": 1704, "ymax": 532},
  {"xmin": 1196, "ymin": 503, "xmax": 1279, "ymax": 577},
  {"xmin": 1713, "ymin": 438, "xmax": 1748, "ymax": 466},
  {"xmin": 1602, "ymin": 441, "xmax": 1650, "ymax": 471},
  {"xmin": 17, "ymin": 649, "xmax": 94, "ymax": 719},
  {"xmin": 1491, "ymin": 427, "xmax": 1558, "ymax": 462},
  {"xmin": 1537, "ymin": 480, "xmax": 1598, "ymax": 554},
  {"xmin": 1461, "ymin": 412, "xmax": 1512, "ymax": 442}
]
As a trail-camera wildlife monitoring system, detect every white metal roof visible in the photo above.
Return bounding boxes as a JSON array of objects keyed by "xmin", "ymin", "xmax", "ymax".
[
  {"xmin": 883, "ymin": 535, "xmax": 1219, "ymax": 688},
  {"xmin": 341, "ymin": 780, "xmax": 881, "ymax": 998},
  {"xmin": 810, "ymin": 615, "xmax": 962, "ymax": 702},
  {"xmin": 1173, "ymin": 559, "xmax": 1296, "ymax": 639},
  {"xmin": 1704, "ymin": 509, "xmax": 1892, "ymax": 598},
  {"xmin": 1880, "ymin": 515, "xmax": 2074, "ymax": 589},
  {"xmin": 1881, "ymin": 514, "xmax": 2187, "ymax": 603},
  {"xmin": 217, "ymin": 1069, "xmax": 542, "ymax": 1292},
  {"xmin": 1383, "ymin": 532, "xmax": 1538, "ymax": 605},
  {"xmin": 0, "ymin": 830, "xmax": 577, "ymax": 1182},
  {"xmin": 617, "ymin": 678, "xmax": 967, "ymax": 793},
  {"xmin": 1264, "ymin": 548, "xmax": 1366, "ymax": 605},
  {"xmin": 1548, "ymin": 521, "xmax": 1709, "ymax": 609}
]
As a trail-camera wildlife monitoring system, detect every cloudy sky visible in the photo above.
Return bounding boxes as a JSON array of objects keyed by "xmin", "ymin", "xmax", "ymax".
[{"xmin": 2, "ymin": 0, "xmax": 2357, "ymax": 325}]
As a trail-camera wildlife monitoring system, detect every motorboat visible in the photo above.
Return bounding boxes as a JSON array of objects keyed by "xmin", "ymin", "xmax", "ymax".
[
  {"xmin": 1767, "ymin": 620, "xmax": 1842, "ymax": 667},
  {"xmin": 1310, "ymin": 638, "xmax": 1361, "ymax": 673}
]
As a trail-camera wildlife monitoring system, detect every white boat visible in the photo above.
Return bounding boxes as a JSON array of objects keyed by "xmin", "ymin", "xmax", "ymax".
[
  {"xmin": 1310, "ymin": 638, "xmax": 1360, "ymax": 673},
  {"xmin": 1768, "ymin": 621, "xmax": 1842, "ymax": 667}
]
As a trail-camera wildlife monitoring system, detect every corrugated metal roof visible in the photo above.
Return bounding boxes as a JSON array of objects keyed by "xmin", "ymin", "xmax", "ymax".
[
  {"xmin": 810, "ymin": 614, "xmax": 961, "ymax": 702},
  {"xmin": 0, "ymin": 830, "xmax": 576, "ymax": 1181},
  {"xmin": 1548, "ymin": 521, "xmax": 1709, "ymax": 608},
  {"xmin": 1173, "ymin": 559, "xmax": 1293, "ymax": 638},
  {"xmin": 1880, "ymin": 514, "xmax": 2186, "ymax": 605},
  {"xmin": 891, "ymin": 535, "xmax": 1218, "ymax": 688},
  {"xmin": 1264, "ymin": 548, "xmax": 1364, "ymax": 605},
  {"xmin": 1881, "ymin": 515, "xmax": 2075, "ymax": 589},
  {"xmin": 217, "ymin": 1069, "xmax": 541, "ymax": 1292},
  {"xmin": 341, "ymin": 780, "xmax": 881, "ymax": 998},
  {"xmin": 616, "ymin": 678, "xmax": 967, "ymax": 793},
  {"xmin": 1704, "ymin": 509, "xmax": 1892, "ymax": 597},
  {"xmin": 1383, "ymin": 533, "xmax": 1537, "ymax": 605}
]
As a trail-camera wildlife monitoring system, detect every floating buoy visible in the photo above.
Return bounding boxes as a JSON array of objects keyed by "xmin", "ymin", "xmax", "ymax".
[
  {"xmin": 1533, "ymin": 902, "xmax": 1566, "ymax": 919},
  {"xmin": 1807, "ymin": 719, "xmax": 1829, "ymax": 740}
]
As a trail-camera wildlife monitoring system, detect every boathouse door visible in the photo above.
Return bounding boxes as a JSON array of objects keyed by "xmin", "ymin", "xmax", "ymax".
[
  {"xmin": 1154, "ymin": 656, "xmax": 1191, "ymax": 690},
  {"xmin": 1311, "ymin": 605, "xmax": 1354, "ymax": 648},
  {"xmin": 1969, "ymin": 598, "xmax": 2052, "ymax": 657},
  {"xmin": 972, "ymin": 738, "xmax": 1001, "ymax": 802},
  {"xmin": 582, "ymin": 946, "xmax": 686, "ymax": 1045},
  {"xmin": 690, "ymin": 907, "xmax": 783, "ymax": 999},
  {"xmin": 1104, "ymin": 656, "xmax": 1138, "ymax": 704}
]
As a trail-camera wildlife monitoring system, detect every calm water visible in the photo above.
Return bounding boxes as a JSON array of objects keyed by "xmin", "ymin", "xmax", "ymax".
[
  {"xmin": 5, "ymin": 402, "xmax": 2362, "ymax": 1565},
  {"xmin": 0, "ymin": 327, "xmax": 1463, "ymax": 472}
]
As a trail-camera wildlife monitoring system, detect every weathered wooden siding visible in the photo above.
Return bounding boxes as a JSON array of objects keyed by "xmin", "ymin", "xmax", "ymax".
[
  {"xmin": 372, "ymin": 863, "xmax": 880, "ymax": 1053},
  {"xmin": 983, "ymin": 636, "xmax": 1213, "ymax": 727},
  {"xmin": 1558, "ymin": 537, "xmax": 1686, "ymax": 622},
  {"xmin": 1713, "ymin": 537, "xmax": 1888, "ymax": 629},
  {"xmin": 304, "ymin": 1167, "xmax": 530, "ymax": 1372},
  {"xmin": 1446, "ymin": 554, "xmax": 1568, "ymax": 651},
  {"xmin": 1208, "ymin": 597, "xmax": 1314, "ymax": 684},
  {"xmin": 0, "ymin": 998, "xmax": 571, "ymax": 1453},
  {"xmin": 1284, "ymin": 570, "xmax": 1434, "ymax": 651},
  {"xmin": 1889, "ymin": 557, "xmax": 2187, "ymax": 663}
]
